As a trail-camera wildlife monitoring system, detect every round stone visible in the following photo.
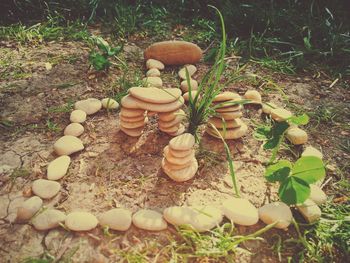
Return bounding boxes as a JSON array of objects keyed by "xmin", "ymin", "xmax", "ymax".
[
  {"xmin": 101, "ymin": 98, "xmax": 119, "ymax": 109},
  {"xmin": 146, "ymin": 68, "xmax": 161, "ymax": 77},
  {"xmin": 120, "ymin": 126, "xmax": 144, "ymax": 137},
  {"xmin": 16, "ymin": 196, "xmax": 43, "ymax": 222},
  {"xmin": 64, "ymin": 123, "xmax": 84, "ymax": 137},
  {"xmin": 47, "ymin": 155, "xmax": 71, "ymax": 180},
  {"xmin": 215, "ymin": 104, "xmax": 242, "ymax": 112},
  {"xmin": 178, "ymin": 65, "xmax": 197, "ymax": 80},
  {"xmin": 120, "ymin": 117, "xmax": 147, "ymax": 129},
  {"xmin": 163, "ymin": 145, "xmax": 192, "ymax": 158},
  {"xmin": 309, "ymin": 185, "xmax": 327, "ymax": 205},
  {"xmin": 258, "ymin": 202, "xmax": 293, "ymax": 229},
  {"xmin": 213, "ymin": 92, "xmax": 241, "ymax": 102},
  {"xmin": 129, "ymin": 87, "xmax": 181, "ymax": 104},
  {"xmin": 296, "ymin": 199, "xmax": 321, "ymax": 223},
  {"xmin": 215, "ymin": 111, "xmax": 243, "ymax": 120},
  {"xmin": 169, "ymin": 133, "xmax": 195, "ymax": 151},
  {"xmin": 183, "ymin": 90, "xmax": 199, "ymax": 102},
  {"xmin": 158, "ymin": 114, "xmax": 184, "ymax": 129},
  {"xmin": 143, "ymin": 77, "xmax": 163, "ymax": 88},
  {"xmin": 207, "ymin": 122, "xmax": 248, "ymax": 139},
  {"xmin": 65, "ymin": 211, "xmax": 98, "ymax": 231},
  {"xmin": 75, "ymin": 98, "xmax": 102, "ymax": 115},
  {"xmin": 262, "ymin": 102, "xmax": 277, "ymax": 114},
  {"xmin": 208, "ymin": 118, "xmax": 242, "ymax": 129},
  {"xmin": 119, "ymin": 114, "xmax": 145, "ymax": 123},
  {"xmin": 146, "ymin": 59, "xmax": 164, "ymax": 70},
  {"xmin": 270, "ymin": 108, "xmax": 292, "ymax": 122},
  {"xmin": 54, "ymin": 135, "xmax": 84, "ymax": 156},
  {"xmin": 162, "ymin": 158, "xmax": 198, "ymax": 182},
  {"xmin": 70, "ymin": 110, "xmax": 87, "ymax": 123},
  {"xmin": 158, "ymin": 109, "xmax": 183, "ymax": 122},
  {"xmin": 32, "ymin": 209, "xmax": 66, "ymax": 230},
  {"xmin": 159, "ymin": 124, "xmax": 181, "ymax": 134},
  {"xmin": 163, "ymin": 206, "xmax": 196, "ymax": 226},
  {"xmin": 302, "ymin": 146, "xmax": 323, "ymax": 159},
  {"xmin": 168, "ymin": 124, "xmax": 186, "ymax": 137},
  {"xmin": 132, "ymin": 209, "xmax": 167, "ymax": 231},
  {"xmin": 243, "ymin": 90, "xmax": 262, "ymax": 104},
  {"xmin": 32, "ymin": 179, "xmax": 61, "ymax": 199},
  {"xmin": 120, "ymin": 108, "xmax": 145, "ymax": 118},
  {"xmin": 222, "ymin": 197, "xmax": 259, "ymax": 226},
  {"xmin": 98, "ymin": 208, "xmax": 132, "ymax": 231},
  {"xmin": 180, "ymin": 79, "xmax": 198, "ymax": 92},
  {"xmin": 162, "ymin": 157, "xmax": 193, "ymax": 170},
  {"xmin": 164, "ymin": 146, "xmax": 195, "ymax": 165},
  {"xmin": 286, "ymin": 127, "xmax": 308, "ymax": 145}
]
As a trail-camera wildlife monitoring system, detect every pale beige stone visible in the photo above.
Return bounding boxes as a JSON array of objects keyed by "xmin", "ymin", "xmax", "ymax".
[
  {"xmin": 208, "ymin": 118, "xmax": 242, "ymax": 129},
  {"xmin": 98, "ymin": 208, "xmax": 132, "ymax": 231},
  {"xmin": 129, "ymin": 87, "xmax": 181, "ymax": 104},
  {"xmin": 270, "ymin": 108, "xmax": 292, "ymax": 122},
  {"xmin": 309, "ymin": 185, "xmax": 327, "ymax": 205},
  {"xmin": 207, "ymin": 122, "xmax": 248, "ymax": 139},
  {"xmin": 215, "ymin": 111, "xmax": 243, "ymax": 120},
  {"xmin": 143, "ymin": 77, "xmax": 163, "ymax": 88},
  {"xmin": 262, "ymin": 102, "xmax": 277, "ymax": 114},
  {"xmin": 183, "ymin": 90, "xmax": 199, "ymax": 102},
  {"xmin": 75, "ymin": 98, "xmax": 102, "ymax": 115},
  {"xmin": 158, "ymin": 109, "xmax": 184, "ymax": 122},
  {"xmin": 146, "ymin": 59, "xmax": 164, "ymax": 70},
  {"xmin": 64, "ymin": 123, "xmax": 84, "ymax": 137},
  {"xmin": 243, "ymin": 90, "xmax": 262, "ymax": 104},
  {"xmin": 162, "ymin": 157, "xmax": 193, "ymax": 170},
  {"xmin": 121, "ymin": 95, "xmax": 184, "ymax": 112},
  {"xmin": 297, "ymin": 199, "xmax": 321, "ymax": 223},
  {"xmin": 159, "ymin": 123, "xmax": 180, "ymax": 133},
  {"xmin": 169, "ymin": 133, "xmax": 195, "ymax": 151},
  {"xmin": 54, "ymin": 135, "xmax": 84, "ymax": 156},
  {"xmin": 168, "ymin": 124, "xmax": 186, "ymax": 137},
  {"xmin": 47, "ymin": 156, "xmax": 71, "ymax": 180},
  {"xmin": 162, "ymin": 158, "xmax": 198, "ymax": 182},
  {"xmin": 132, "ymin": 209, "xmax": 167, "ymax": 231},
  {"xmin": 164, "ymin": 146, "xmax": 194, "ymax": 165},
  {"xmin": 213, "ymin": 92, "xmax": 241, "ymax": 102},
  {"xmin": 16, "ymin": 196, "xmax": 43, "ymax": 222},
  {"xmin": 146, "ymin": 68, "xmax": 161, "ymax": 77},
  {"xmin": 180, "ymin": 79, "xmax": 198, "ymax": 92},
  {"xmin": 70, "ymin": 110, "xmax": 86, "ymax": 123},
  {"xmin": 286, "ymin": 127, "xmax": 308, "ymax": 145},
  {"xmin": 120, "ymin": 126, "xmax": 144, "ymax": 137},
  {"xmin": 120, "ymin": 117, "xmax": 147, "ymax": 129},
  {"xmin": 258, "ymin": 202, "xmax": 293, "ymax": 229},
  {"xmin": 302, "ymin": 146, "xmax": 323, "ymax": 159},
  {"xmin": 222, "ymin": 197, "xmax": 259, "ymax": 226},
  {"xmin": 215, "ymin": 104, "xmax": 242, "ymax": 112},
  {"xmin": 32, "ymin": 209, "xmax": 66, "ymax": 230},
  {"xmin": 120, "ymin": 108, "xmax": 145, "ymax": 118},
  {"xmin": 119, "ymin": 114, "xmax": 145, "ymax": 123},
  {"xmin": 65, "ymin": 211, "xmax": 98, "ymax": 231},
  {"xmin": 178, "ymin": 65, "xmax": 197, "ymax": 79},
  {"xmin": 101, "ymin": 98, "xmax": 119, "ymax": 109},
  {"xmin": 158, "ymin": 114, "xmax": 184, "ymax": 129},
  {"xmin": 163, "ymin": 145, "xmax": 192, "ymax": 158},
  {"xmin": 32, "ymin": 179, "xmax": 61, "ymax": 199}
]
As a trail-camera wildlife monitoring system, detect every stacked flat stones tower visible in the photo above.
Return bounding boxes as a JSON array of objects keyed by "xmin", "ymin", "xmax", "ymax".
[{"xmin": 206, "ymin": 92, "xmax": 248, "ymax": 139}]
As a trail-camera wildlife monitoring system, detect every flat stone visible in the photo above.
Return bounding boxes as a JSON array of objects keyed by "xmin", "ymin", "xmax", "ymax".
[
  {"xmin": 302, "ymin": 146, "xmax": 323, "ymax": 159},
  {"xmin": 183, "ymin": 90, "xmax": 199, "ymax": 102},
  {"xmin": 119, "ymin": 114, "xmax": 145, "ymax": 123},
  {"xmin": 47, "ymin": 156, "xmax": 71, "ymax": 180},
  {"xmin": 286, "ymin": 127, "xmax": 308, "ymax": 145},
  {"xmin": 262, "ymin": 102, "xmax": 277, "ymax": 114},
  {"xmin": 16, "ymin": 196, "xmax": 43, "ymax": 222},
  {"xmin": 208, "ymin": 118, "xmax": 242, "ymax": 129},
  {"xmin": 162, "ymin": 158, "xmax": 198, "ymax": 182},
  {"xmin": 215, "ymin": 111, "xmax": 243, "ymax": 120},
  {"xmin": 70, "ymin": 110, "xmax": 86, "ymax": 123},
  {"xmin": 65, "ymin": 211, "xmax": 98, "ymax": 231},
  {"xmin": 32, "ymin": 179, "xmax": 61, "ymax": 199},
  {"xmin": 120, "ymin": 118, "xmax": 147, "ymax": 129},
  {"xmin": 222, "ymin": 197, "xmax": 259, "ymax": 226},
  {"xmin": 120, "ymin": 108, "xmax": 145, "ymax": 118},
  {"xmin": 75, "ymin": 98, "xmax": 102, "ymax": 115},
  {"xmin": 146, "ymin": 68, "xmax": 161, "ymax": 77},
  {"xmin": 158, "ymin": 114, "xmax": 184, "ymax": 129},
  {"xmin": 54, "ymin": 135, "xmax": 84, "ymax": 156},
  {"xmin": 243, "ymin": 90, "xmax": 262, "ymax": 104},
  {"xmin": 178, "ymin": 65, "xmax": 197, "ymax": 79},
  {"xmin": 162, "ymin": 157, "xmax": 193, "ymax": 170},
  {"xmin": 129, "ymin": 87, "xmax": 181, "ymax": 104},
  {"xmin": 158, "ymin": 109, "xmax": 183, "ymax": 122},
  {"xmin": 64, "ymin": 123, "xmax": 84, "ymax": 137},
  {"xmin": 168, "ymin": 124, "xmax": 185, "ymax": 136},
  {"xmin": 180, "ymin": 79, "xmax": 198, "ymax": 92},
  {"xmin": 101, "ymin": 98, "xmax": 119, "ymax": 109},
  {"xmin": 159, "ymin": 124, "xmax": 181, "ymax": 133},
  {"xmin": 215, "ymin": 104, "xmax": 242, "ymax": 112},
  {"xmin": 258, "ymin": 202, "xmax": 293, "ymax": 229},
  {"xmin": 169, "ymin": 133, "xmax": 195, "ymax": 151},
  {"xmin": 32, "ymin": 209, "xmax": 66, "ymax": 230},
  {"xmin": 163, "ymin": 145, "xmax": 192, "ymax": 158},
  {"xmin": 98, "ymin": 208, "xmax": 132, "ymax": 231},
  {"xmin": 132, "ymin": 209, "xmax": 167, "ymax": 231},
  {"xmin": 297, "ymin": 199, "xmax": 321, "ymax": 223},
  {"xmin": 206, "ymin": 122, "xmax": 248, "ymax": 139},
  {"xmin": 309, "ymin": 185, "xmax": 327, "ymax": 205},
  {"xmin": 164, "ymin": 146, "xmax": 195, "ymax": 165},
  {"xmin": 146, "ymin": 59, "xmax": 164, "ymax": 70},
  {"xmin": 143, "ymin": 77, "xmax": 163, "ymax": 88},
  {"xmin": 213, "ymin": 92, "xmax": 241, "ymax": 102},
  {"xmin": 270, "ymin": 108, "xmax": 292, "ymax": 122},
  {"xmin": 120, "ymin": 126, "xmax": 143, "ymax": 137}
]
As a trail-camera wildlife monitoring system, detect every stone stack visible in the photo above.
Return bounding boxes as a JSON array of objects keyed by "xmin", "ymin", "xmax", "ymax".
[
  {"xmin": 120, "ymin": 87, "xmax": 184, "ymax": 137},
  {"xmin": 144, "ymin": 59, "xmax": 164, "ymax": 88},
  {"xmin": 206, "ymin": 92, "xmax": 248, "ymax": 140},
  {"xmin": 162, "ymin": 133, "xmax": 198, "ymax": 182},
  {"xmin": 178, "ymin": 65, "xmax": 198, "ymax": 93}
]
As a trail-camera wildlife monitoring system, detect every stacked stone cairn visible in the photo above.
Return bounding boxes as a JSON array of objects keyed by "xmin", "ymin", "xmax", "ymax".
[
  {"xmin": 162, "ymin": 133, "xmax": 198, "ymax": 182},
  {"xmin": 178, "ymin": 64, "xmax": 199, "ymax": 102},
  {"xmin": 206, "ymin": 91, "xmax": 248, "ymax": 139},
  {"xmin": 143, "ymin": 59, "xmax": 164, "ymax": 88}
]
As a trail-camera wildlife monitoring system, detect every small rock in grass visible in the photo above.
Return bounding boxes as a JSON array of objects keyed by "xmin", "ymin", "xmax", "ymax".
[
  {"xmin": 16, "ymin": 196, "xmax": 43, "ymax": 222},
  {"xmin": 297, "ymin": 199, "xmax": 321, "ymax": 223},
  {"xmin": 146, "ymin": 68, "xmax": 161, "ymax": 77},
  {"xmin": 270, "ymin": 108, "xmax": 292, "ymax": 122},
  {"xmin": 286, "ymin": 127, "xmax": 308, "ymax": 145},
  {"xmin": 146, "ymin": 59, "xmax": 164, "ymax": 70},
  {"xmin": 183, "ymin": 90, "xmax": 199, "ymax": 102},
  {"xmin": 98, "ymin": 208, "xmax": 132, "ymax": 231},
  {"xmin": 180, "ymin": 79, "xmax": 198, "ymax": 92},
  {"xmin": 101, "ymin": 98, "xmax": 119, "ymax": 109},
  {"xmin": 65, "ymin": 211, "xmax": 98, "ymax": 231},
  {"xmin": 309, "ymin": 185, "xmax": 327, "ymax": 205},
  {"xmin": 32, "ymin": 179, "xmax": 61, "ymax": 199},
  {"xmin": 243, "ymin": 90, "xmax": 262, "ymax": 104},
  {"xmin": 262, "ymin": 102, "xmax": 277, "ymax": 114},
  {"xmin": 258, "ymin": 202, "xmax": 293, "ymax": 229},
  {"xmin": 64, "ymin": 123, "xmax": 84, "ymax": 137},
  {"xmin": 222, "ymin": 197, "xmax": 259, "ymax": 226},
  {"xmin": 143, "ymin": 76, "xmax": 163, "ymax": 88},
  {"xmin": 70, "ymin": 110, "xmax": 87, "ymax": 123},
  {"xmin": 302, "ymin": 146, "xmax": 323, "ymax": 159},
  {"xmin": 47, "ymin": 156, "xmax": 71, "ymax": 181},
  {"xmin": 178, "ymin": 65, "xmax": 197, "ymax": 79},
  {"xmin": 54, "ymin": 135, "xmax": 84, "ymax": 156},
  {"xmin": 32, "ymin": 209, "xmax": 66, "ymax": 230},
  {"xmin": 75, "ymin": 98, "xmax": 102, "ymax": 115},
  {"xmin": 132, "ymin": 209, "xmax": 167, "ymax": 231}
]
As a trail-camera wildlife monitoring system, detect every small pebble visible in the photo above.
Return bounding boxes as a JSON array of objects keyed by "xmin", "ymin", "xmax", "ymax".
[
  {"xmin": 32, "ymin": 179, "xmax": 61, "ymax": 199},
  {"xmin": 70, "ymin": 110, "xmax": 86, "ymax": 123},
  {"xmin": 65, "ymin": 211, "xmax": 98, "ymax": 231}
]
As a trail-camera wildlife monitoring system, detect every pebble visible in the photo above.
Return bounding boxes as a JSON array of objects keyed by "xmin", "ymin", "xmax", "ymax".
[
  {"xmin": 129, "ymin": 87, "xmax": 181, "ymax": 104},
  {"xmin": 309, "ymin": 185, "xmax": 327, "ymax": 205},
  {"xmin": 178, "ymin": 65, "xmax": 197, "ymax": 79},
  {"xmin": 47, "ymin": 155, "xmax": 71, "ymax": 181},
  {"xmin": 70, "ymin": 110, "xmax": 87, "ymax": 123},
  {"xmin": 222, "ymin": 197, "xmax": 259, "ymax": 226},
  {"xmin": 101, "ymin": 98, "xmax": 119, "ymax": 109},
  {"xmin": 143, "ymin": 76, "xmax": 163, "ymax": 88},
  {"xmin": 65, "ymin": 211, "xmax": 98, "ymax": 231},
  {"xmin": 75, "ymin": 98, "xmax": 102, "ymax": 115},
  {"xmin": 180, "ymin": 79, "xmax": 198, "ymax": 92},
  {"xmin": 213, "ymin": 92, "xmax": 240, "ymax": 102},
  {"xmin": 296, "ymin": 199, "xmax": 321, "ymax": 223},
  {"xmin": 183, "ymin": 90, "xmax": 199, "ymax": 102},
  {"xmin": 146, "ymin": 68, "xmax": 161, "ymax": 77},
  {"xmin": 64, "ymin": 123, "xmax": 84, "ymax": 137},
  {"xmin": 262, "ymin": 102, "xmax": 277, "ymax": 114},
  {"xmin": 243, "ymin": 90, "xmax": 262, "ymax": 104},
  {"xmin": 302, "ymin": 146, "xmax": 323, "ymax": 159},
  {"xmin": 162, "ymin": 158, "xmax": 198, "ymax": 182},
  {"xmin": 132, "ymin": 209, "xmax": 167, "ymax": 231},
  {"xmin": 98, "ymin": 208, "xmax": 132, "ymax": 231},
  {"xmin": 16, "ymin": 196, "xmax": 43, "ymax": 222},
  {"xmin": 32, "ymin": 209, "xmax": 66, "ymax": 230},
  {"xmin": 169, "ymin": 133, "xmax": 195, "ymax": 151},
  {"xmin": 32, "ymin": 179, "xmax": 61, "ymax": 199},
  {"xmin": 286, "ymin": 127, "xmax": 308, "ymax": 145},
  {"xmin": 270, "ymin": 108, "xmax": 292, "ymax": 122},
  {"xmin": 258, "ymin": 202, "xmax": 293, "ymax": 229},
  {"xmin": 146, "ymin": 59, "xmax": 164, "ymax": 70},
  {"xmin": 54, "ymin": 135, "xmax": 84, "ymax": 156}
]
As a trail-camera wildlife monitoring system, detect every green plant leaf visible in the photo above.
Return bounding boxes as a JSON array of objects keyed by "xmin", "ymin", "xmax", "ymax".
[
  {"xmin": 292, "ymin": 156, "xmax": 326, "ymax": 184},
  {"xmin": 263, "ymin": 121, "xmax": 289, "ymax": 150},
  {"xmin": 289, "ymin": 114, "xmax": 309, "ymax": 125},
  {"xmin": 89, "ymin": 52, "xmax": 109, "ymax": 71},
  {"xmin": 265, "ymin": 160, "xmax": 292, "ymax": 182},
  {"xmin": 96, "ymin": 36, "xmax": 110, "ymax": 54},
  {"xmin": 254, "ymin": 126, "xmax": 271, "ymax": 141},
  {"xmin": 278, "ymin": 176, "xmax": 310, "ymax": 205}
]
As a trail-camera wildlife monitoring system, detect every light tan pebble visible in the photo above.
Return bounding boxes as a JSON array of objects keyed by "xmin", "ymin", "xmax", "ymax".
[
  {"xmin": 98, "ymin": 208, "xmax": 132, "ymax": 231},
  {"xmin": 74, "ymin": 98, "xmax": 102, "ymax": 115},
  {"xmin": 309, "ymin": 185, "xmax": 327, "ymax": 205},
  {"xmin": 64, "ymin": 123, "xmax": 84, "ymax": 137},
  {"xmin": 163, "ymin": 145, "xmax": 192, "ymax": 158},
  {"xmin": 243, "ymin": 90, "xmax": 262, "ymax": 104},
  {"xmin": 215, "ymin": 110, "xmax": 243, "ymax": 120},
  {"xmin": 146, "ymin": 68, "xmax": 161, "ymax": 77},
  {"xmin": 213, "ymin": 92, "xmax": 241, "ymax": 102},
  {"xmin": 163, "ymin": 206, "xmax": 196, "ymax": 226},
  {"xmin": 222, "ymin": 197, "xmax": 259, "ymax": 226},
  {"xmin": 120, "ymin": 126, "xmax": 144, "ymax": 137},
  {"xmin": 183, "ymin": 90, "xmax": 199, "ymax": 102},
  {"xmin": 121, "ymin": 95, "xmax": 184, "ymax": 112},
  {"xmin": 169, "ymin": 133, "xmax": 195, "ymax": 151},
  {"xmin": 16, "ymin": 196, "xmax": 43, "ymax": 222},
  {"xmin": 146, "ymin": 59, "xmax": 164, "ymax": 70},
  {"xmin": 162, "ymin": 157, "xmax": 192, "ymax": 170},
  {"xmin": 132, "ymin": 209, "xmax": 167, "ymax": 231},
  {"xmin": 32, "ymin": 209, "xmax": 66, "ymax": 230},
  {"xmin": 302, "ymin": 146, "xmax": 323, "ymax": 159},
  {"xmin": 32, "ymin": 179, "xmax": 61, "ymax": 199},
  {"xmin": 296, "ymin": 199, "xmax": 321, "ymax": 223},
  {"xmin": 215, "ymin": 104, "xmax": 242, "ymax": 112},
  {"xmin": 208, "ymin": 118, "xmax": 242, "ymax": 129},
  {"xmin": 54, "ymin": 135, "xmax": 84, "ymax": 156},
  {"xmin": 101, "ymin": 98, "xmax": 119, "ymax": 109},
  {"xmin": 206, "ymin": 122, "xmax": 248, "ymax": 139},
  {"xmin": 286, "ymin": 127, "xmax": 308, "ymax": 145},
  {"xmin": 120, "ymin": 108, "xmax": 145, "ymax": 118},
  {"xmin": 159, "ymin": 109, "xmax": 184, "ymax": 122},
  {"xmin": 129, "ymin": 87, "xmax": 181, "ymax": 104},
  {"xmin": 168, "ymin": 123, "xmax": 186, "ymax": 137},
  {"xmin": 180, "ymin": 79, "xmax": 198, "ymax": 92},
  {"xmin": 270, "ymin": 108, "xmax": 292, "ymax": 122},
  {"xmin": 162, "ymin": 158, "xmax": 198, "ymax": 182},
  {"xmin": 65, "ymin": 211, "xmax": 98, "ymax": 231},
  {"xmin": 262, "ymin": 102, "xmax": 277, "ymax": 114},
  {"xmin": 159, "ymin": 123, "xmax": 180, "ymax": 133},
  {"xmin": 143, "ymin": 77, "xmax": 163, "ymax": 88},
  {"xmin": 158, "ymin": 114, "xmax": 184, "ymax": 129},
  {"xmin": 47, "ymin": 155, "xmax": 71, "ymax": 181},
  {"xmin": 70, "ymin": 110, "xmax": 87, "ymax": 123},
  {"xmin": 119, "ymin": 114, "xmax": 145, "ymax": 123},
  {"xmin": 258, "ymin": 202, "xmax": 293, "ymax": 229},
  {"xmin": 178, "ymin": 65, "xmax": 197, "ymax": 79},
  {"xmin": 120, "ymin": 117, "xmax": 147, "ymax": 129}
]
